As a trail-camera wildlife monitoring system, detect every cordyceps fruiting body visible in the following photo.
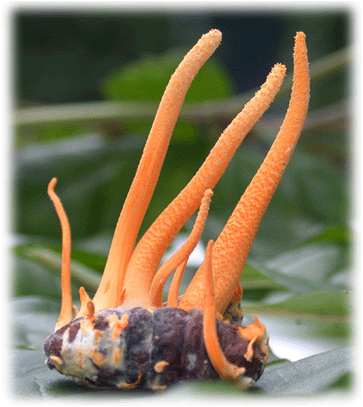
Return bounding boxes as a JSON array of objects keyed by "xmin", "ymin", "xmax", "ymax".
[{"xmin": 44, "ymin": 29, "xmax": 309, "ymax": 391}]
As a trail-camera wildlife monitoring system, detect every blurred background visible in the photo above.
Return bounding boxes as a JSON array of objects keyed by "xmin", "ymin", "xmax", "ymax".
[{"xmin": 12, "ymin": 5, "xmax": 353, "ymax": 393}]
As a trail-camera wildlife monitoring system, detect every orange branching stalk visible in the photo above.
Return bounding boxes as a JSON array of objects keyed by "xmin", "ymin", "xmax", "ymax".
[{"xmin": 47, "ymin": 30, "xmax": 309, "ymax": 385}]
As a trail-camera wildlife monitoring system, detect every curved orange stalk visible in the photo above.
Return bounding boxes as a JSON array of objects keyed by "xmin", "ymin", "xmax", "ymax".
[
  {"xmin": 148, "ymin": 189, "xmax": 213, "ymax": 307},
  {"xmin": 180, "ymin": 32, "xmax": 310, "ymax": 313},
  {"xmin": 167, "ymin": 259, "xmax": 188, "ymax": 307},
  {"xmin": 47, "ymin": 178, "xmax": 73, "ymax": 330},
  {"xmin": 92, "ymin": 29, "xmax": 222, "ymax": 311},
  {"xmin": 203, "ymin": 240, "xmax": 246, "ymax": 382},
  {"xmin": 122, "ymin": 62, "xmax": 287, "ymax": 305}
]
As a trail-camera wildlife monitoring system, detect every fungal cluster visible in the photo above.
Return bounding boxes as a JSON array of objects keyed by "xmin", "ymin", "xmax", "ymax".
[{"xmin": 44, "ymin": 29, "xmax": 309, "ymax": 390}]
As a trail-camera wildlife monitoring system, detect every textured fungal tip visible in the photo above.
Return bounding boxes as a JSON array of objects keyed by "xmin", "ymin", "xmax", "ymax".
[
  {"xmin": 294, "ymin": 32, "xmax": 308, "ymax": 61},
  {"xmin": 272, "ymin": 63, "xmax": 287, "ymax": 77},
  {"xmin": 204, "ymin": 188, "xmax": 214, "ymax": 201},
  {"xmin": 47, "ymin": 177, "xmax": 57, "ymax": 194},
  {"xmin": 205, "ymin": 28, "xmax": 222, "ymax": 44}
]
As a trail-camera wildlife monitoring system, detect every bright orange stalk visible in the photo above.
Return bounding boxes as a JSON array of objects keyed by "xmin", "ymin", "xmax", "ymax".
[
  {"xmin": 148, "ymin": 189, "xmax": 213, "ymax": 307},
  {"xmin": 92, "ymin": 29, "xmax": 222, "ymax": 312},
  {"xmin": 202, "ymin": 240, "xmax": 246, "ymax": 382},
  {"xmin": 179, "ymin": 32, "xmax": 310, "ymax": 313},
  {"xmin": 47, "ymin": 178, "xmax": 73, "ymax": 330},
  {"xmin": 122, "ymin": 62, "xmax": 286, "ymax": 305},
  {"xmin": 167, "ymin": 259, "xmax": 188, "ymax": 307}
]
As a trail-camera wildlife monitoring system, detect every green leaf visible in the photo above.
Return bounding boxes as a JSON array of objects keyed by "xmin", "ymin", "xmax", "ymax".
[
  {"xmin": 240, "ymin": 263, "xmax": 285, "ymax": 290},
  {"xmin": 12, "ymin": 297, "xmax": 59, "ymax": 350},
  {"xmin": 12, "ymin": 349, "xmax": 122, "ymax": 397},
  {"xmin": 302, "ymin": 225, "xmax": 350, "ymax": 246},
  {"xmin": 288, "ymin": 151, "xmax": 348, "ymax": 225},
  {"xmin": 251, "ymin": 242, "xmax": 349, "ymax": 293},
  {"xmin": 11, "ymin": 347, "xmax": 352, "ymax": 397},
  {"xmin": 244, "ymin": 290, "xmax": 350, "ymax": 322},
  {"xmin": 254, "ymin": 347, "xmax": 352, "ymax": 394}
]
